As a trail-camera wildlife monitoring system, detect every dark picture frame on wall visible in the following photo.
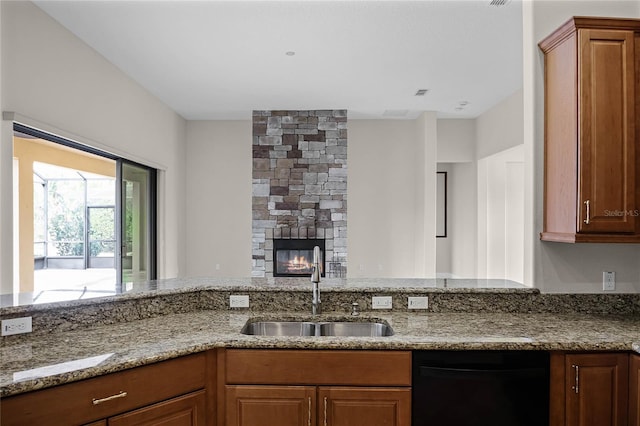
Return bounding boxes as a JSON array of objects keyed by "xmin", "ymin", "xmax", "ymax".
[{"xmin": 436, "ymin": 171, "xmax": 447, "ymax": 238}]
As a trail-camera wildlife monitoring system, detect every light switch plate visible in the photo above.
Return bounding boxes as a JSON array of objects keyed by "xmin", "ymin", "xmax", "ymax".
[
  {"xmin": 408, "ymin": 296, "xmax": 429, "ymax": 310},
  {"xmin": 372, "ymin": 296, "xmax": 393, "ymax": 309},
  {"xmin": 229, "ymin": 295, "xmax": 250, "ymax": 308}
]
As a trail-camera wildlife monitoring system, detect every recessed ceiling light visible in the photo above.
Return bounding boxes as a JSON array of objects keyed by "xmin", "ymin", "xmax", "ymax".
[
  {"xmin": 285, "ymin": 51, "xmax": 296, "ymax": 56},
  {"xmin": 458, "ymin": 101, "xmax": 470, "ymax": 106},
  {"xmin": 415, "ymin": 89, "xmax": 429, "ymax": 96}
]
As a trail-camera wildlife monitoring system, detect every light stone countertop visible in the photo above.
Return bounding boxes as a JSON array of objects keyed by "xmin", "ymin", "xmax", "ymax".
[{"xmin": 3, "ymin": 308, "xmax": 640, "ymax": 398}]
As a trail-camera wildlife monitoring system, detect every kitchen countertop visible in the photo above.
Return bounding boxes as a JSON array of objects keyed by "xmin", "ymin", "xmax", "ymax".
[{"xmin": 3, "ymin": 307, "xmax": 640, "ymax": 398}]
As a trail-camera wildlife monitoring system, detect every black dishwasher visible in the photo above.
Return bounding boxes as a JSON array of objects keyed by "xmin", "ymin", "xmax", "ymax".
[{"xmin": 412, "ymin": 351, "xmax": 549, "ymax": 426}]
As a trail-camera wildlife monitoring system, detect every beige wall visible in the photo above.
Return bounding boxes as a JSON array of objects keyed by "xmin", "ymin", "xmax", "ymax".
[
  {"xmin": 13, "ymin": 137, "xmax": 116, "ymax": 291},
  {"xmin": 348, "ymin": 115, "xmax": 437, "ymax": 278},
  {"xmin": 185, "ymin": 121, "xmax": 252, "ymax": 277},
  {"xmin": 528, "ymin": 1, "xmax": 640, "ymax": 293},
  {"xmin": 1, "ymin": 1, "xmax": 187, "ymax": 293}
]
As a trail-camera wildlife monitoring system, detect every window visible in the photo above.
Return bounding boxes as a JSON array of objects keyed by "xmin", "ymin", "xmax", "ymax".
[{"xmin": 13, "ymin": 123, "xmax": 157, "ymax": 303}]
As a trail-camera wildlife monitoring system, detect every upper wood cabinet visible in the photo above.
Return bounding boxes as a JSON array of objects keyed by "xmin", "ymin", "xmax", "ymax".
[{"xmin": 539, "ymin": 17, "xmax": 640, "ymax": 243}]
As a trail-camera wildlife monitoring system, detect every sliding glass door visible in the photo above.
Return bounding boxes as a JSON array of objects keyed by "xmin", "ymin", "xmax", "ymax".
[{"xmin": 116, "ymin": 161, "xmax": 156, "ymax": 289}]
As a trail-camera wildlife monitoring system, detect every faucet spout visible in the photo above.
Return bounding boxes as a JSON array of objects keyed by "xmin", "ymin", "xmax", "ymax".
[{"xmin": 311, "ymin": 246, "xmax": 321, "ymax": 315}]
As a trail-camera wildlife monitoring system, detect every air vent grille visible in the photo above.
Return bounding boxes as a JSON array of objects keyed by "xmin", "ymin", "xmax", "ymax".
[
  {"xmin": 489, "ymin": 0, "xmax": 511, "ymax": 6},
  {"xmin": 415, "ymin": 89, "xmax": 429, "ymax": 96}
]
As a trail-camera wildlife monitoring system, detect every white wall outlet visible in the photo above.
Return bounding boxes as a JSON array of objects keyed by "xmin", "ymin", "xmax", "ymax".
[
  {"xmin": 1, "ymin": 316, "xmax": 32, "ymax": 336},
  {"xmin": 229, "ymin": 295, "xmax": 250, "ymax": 308},
  {"xmin": 603, "ymin": 271, "xmax": 616, "ymax": 291},
  {"xmin": 408, "ymin": 296, "xmax": 429, "ymax": 310},
  {"xmin": 372, "ymin": 296, "xmax": 393, "ymax": 309}
]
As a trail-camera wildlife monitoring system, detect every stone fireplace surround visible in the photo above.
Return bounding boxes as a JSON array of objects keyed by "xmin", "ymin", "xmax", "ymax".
[{"xmin": 252, "ymin": 110, "xmax": 347, "ymax": 277}]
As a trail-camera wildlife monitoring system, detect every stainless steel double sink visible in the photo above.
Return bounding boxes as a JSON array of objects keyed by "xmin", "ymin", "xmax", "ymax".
[{"xmin": 241, "ymin": 320, "xmax": 394, "ymax": 337}]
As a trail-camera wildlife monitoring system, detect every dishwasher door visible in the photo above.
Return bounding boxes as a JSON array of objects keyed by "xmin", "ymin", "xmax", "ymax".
[{"xmin": 412, "ymin": 351, "xmax": 549, "ymax": 426}]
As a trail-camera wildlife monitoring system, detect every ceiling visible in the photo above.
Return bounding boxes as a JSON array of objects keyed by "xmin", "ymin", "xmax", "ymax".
[{"xmin": 34, "ymin": 0, "xmax": 523, "ymax": 121}]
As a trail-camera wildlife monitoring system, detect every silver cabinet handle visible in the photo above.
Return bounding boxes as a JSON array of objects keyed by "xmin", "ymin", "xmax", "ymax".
[
  {"xmin": 584, "ymin": 200, "xmax": 590, "ymax": 224},
  {"xmin": 92, "ymin": 390, "xmax": 127, "ymax": 405},
  {"xmin": 571, "ymin": 365, "xmax": 579, "ymax": 394},
  {"xmin": 308, "ymin": 397, "xmax": 312, "ymax": 426},
  {"xmin": 324, "ymin": 396, "xmax": 328, "ymax": 426}
]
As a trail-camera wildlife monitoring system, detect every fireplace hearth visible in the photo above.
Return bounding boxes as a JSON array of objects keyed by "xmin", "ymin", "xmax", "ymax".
[{"xmin": 273, "ymin": 239, "xmax": 325, "ymax": 277}]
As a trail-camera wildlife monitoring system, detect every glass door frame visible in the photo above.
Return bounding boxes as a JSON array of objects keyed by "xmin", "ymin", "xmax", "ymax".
[{"xmin": 116, "ymin": 159, "xmax": 157, "ymax": 290}]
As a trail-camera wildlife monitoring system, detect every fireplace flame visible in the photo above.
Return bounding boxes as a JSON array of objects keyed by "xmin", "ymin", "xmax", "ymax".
[{"xmin": 287, "ymin": 255, "xmax": 311, "ymax": 272}]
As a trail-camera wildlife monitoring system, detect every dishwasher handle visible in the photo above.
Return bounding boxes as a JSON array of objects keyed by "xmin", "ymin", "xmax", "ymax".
[{"xmin": 419, "ymin": 366, "xmax": 547, "ymax": 380}]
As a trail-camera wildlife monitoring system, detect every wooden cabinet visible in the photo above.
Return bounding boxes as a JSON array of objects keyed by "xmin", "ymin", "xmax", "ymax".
[
  {"xmin": 539, "ymin": 17, "xmax": 640, "ymax": 243},
  {"xmin": 221, "ymin": 349, "xmax": 412, "ymax": 426},
  {"xmin": 224, "ymin": 385, "xmax": 410, "ymax": 426},
  {"xmin": 630, "ymin": 354, "xmax": 640, "ymax": 426},
  {"xmin": 550, "ymin": 352, "xmax": 629, "ymax": 426},
  {"xmin": 225, "ymin": 385, "xmax": 316, "ymax": 426},
  {"xmin": 319, "ymin": 386, "xmax": 410, "ymax": 426},
  {"xmin": 1, "ymin": 352, "xmax": 212, "ymax": 426}
]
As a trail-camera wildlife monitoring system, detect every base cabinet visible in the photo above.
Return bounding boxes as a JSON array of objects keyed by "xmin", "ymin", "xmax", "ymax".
[
  {"xmin": 225, "ymin": 385, "xmax": 410, "ymax": 426},
  {"xmin": 551, "ymin": 352, "xmax": 629, "ymax": 426},
  {"xmin": 108, "ymin": 390, "xmax": 206, "ymax": 426},
  {"xmin": 222, "ymin": 349, "xmax": 412, "ymax": 426},
  {"xmin": 225, "ymin": 386, "xmax": 316, "ymax": 426},
  {"xmin": 630, "ymin": 354, "xmax": 640, "ymax": 426},
  {"xmin": 1, "ymin": 353, "xmax": 210, "ymax": 426},
  {"xmin": 319, "ymin": 387, "xmax": 411, "ymax": 426}
]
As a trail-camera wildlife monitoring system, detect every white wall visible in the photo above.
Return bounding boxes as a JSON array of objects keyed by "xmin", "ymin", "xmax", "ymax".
[
  {"xmin": 477, "ymin": 88, "xmax": 524, "ymax": 159},
  {"xmin": 528, "ymin": 1, "xmax": 640, "ymax": 293},
  {"xmin": 448, "ymin": 161, "xmax": 478, "ymax": 278},
  {"xmin": 185, "ymin": 121, "xmax": 252, "ymax": 277},
  {"xmin": 437, "ymin": 119, "xmax": 475, "ymax": 163},
  {"xmin": 348, "ymin": 115, "xmax": 437, "ymax": 278},
  {"xmin": 0, "ymin": 1, "xmax": 187, "ymax": 289}
]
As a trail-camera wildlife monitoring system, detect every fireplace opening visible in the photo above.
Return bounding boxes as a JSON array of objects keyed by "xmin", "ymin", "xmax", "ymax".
[{"xmin": 273, "ymin": 239, "xmax": 325, "ymax": 277}]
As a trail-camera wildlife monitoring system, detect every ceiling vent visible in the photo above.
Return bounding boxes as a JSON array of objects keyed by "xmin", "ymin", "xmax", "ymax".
[
  {"xmin": 415, "ymin": 89, "xmax": 429, "ymax": 96},
  {"xmin": 489, "ymin": 0, "xmax": 511, "ymax": 6}
]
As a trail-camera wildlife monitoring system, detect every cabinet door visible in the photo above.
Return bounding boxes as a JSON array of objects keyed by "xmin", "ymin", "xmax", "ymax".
[
  {"xmin": 108, "ymin": 390, "xmax": 206, "ymax": 426},
  {"xmin": 318, "ymin": 387, "xmax": 411, "ymax": 426},
  {"xmin": 225, "ymin": 385, "xmax": 316, "ymax": 426},
  {"xmin": 565, "ymin": 353, "xmax": 629, "ymax": 426},
  {"xmin": 577, "ymin": 29, "xmax": 636, "ymax": 234},
  {"xmin": 630, "ymin": 354, "xmax": 640, "ymax": 426}
]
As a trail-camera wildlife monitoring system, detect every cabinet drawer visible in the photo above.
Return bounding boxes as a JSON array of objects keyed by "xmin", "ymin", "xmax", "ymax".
[
  {"xmin": 225, "ymin": 350, "xmax": 411, "ymax": 386},
  {"xmin": 1, "ymin": 352, "xmax": 206, "ymax": 426}
]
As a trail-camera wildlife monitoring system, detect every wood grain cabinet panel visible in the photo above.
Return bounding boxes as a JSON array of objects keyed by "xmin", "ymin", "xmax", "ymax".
[
  {"xmin": 319, "ymin": 387, "xmax": 411, "ymax": 426},
  {"xmin": 1, "ymin": 353, "xmax": 207, "ymax": 426},
  {"xmin": 629, "ymin": 354, "xmax": 640, "ymax": 426},
  {"xmin": 539, "ymin": 17, "xmax": 640, "ymax": 243},
  {"xmin": 225, "ymin": 385, "xmax": 316, "ymax": 426},
  {"xmin": 108, "ymin": 390, "xmax": 206, "ymax": 426},
  {"xmin": 564, "ymin": 353, "xmax": 629, "ymax": 426},
  {"xmin": 221, "ymin": 350, "xmax": 411, "ymax": 426}
]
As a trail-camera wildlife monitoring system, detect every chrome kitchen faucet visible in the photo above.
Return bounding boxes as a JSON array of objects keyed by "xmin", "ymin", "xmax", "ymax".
[{"xmin": 311, "ymin": 246, "xmax": 321, "ymax": 315}]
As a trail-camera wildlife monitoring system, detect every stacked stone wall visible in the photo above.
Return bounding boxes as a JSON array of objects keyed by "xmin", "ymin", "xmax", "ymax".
[{"xmin": 251, "ymin": 110, "xmax": 347, "ymax": 277}]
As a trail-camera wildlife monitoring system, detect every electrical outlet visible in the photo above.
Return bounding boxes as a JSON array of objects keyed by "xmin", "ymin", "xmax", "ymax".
[
  {"xmin": 603, "ymin": 271, "xmax": 616, "ymax": 291},
  {"xmin": 408, "ymin": 296, "xmax": 429, "ymax": 310},
  {"xmin": 1, "ymin": 317, "xmax": 32, "ymax": 336},
  {"xmin": 229, "ymin": 295, "xmax": 250, "ymax": 308},
  {"xmin": 372, "ymin": 296, "xmax": 393, "ymax": 309}
]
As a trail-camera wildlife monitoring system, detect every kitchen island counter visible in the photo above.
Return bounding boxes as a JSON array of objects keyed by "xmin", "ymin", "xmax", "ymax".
[{"xmin": 3, "ymin": 308, "xmax": 640, "ymax": 397}]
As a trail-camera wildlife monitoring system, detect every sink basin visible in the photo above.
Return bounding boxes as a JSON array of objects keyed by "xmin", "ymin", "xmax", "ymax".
[
  {"xmin": 241, "ymin": 320, "xmax": 393, "ymax": 337},
  {"xmin": 241, "ymin": 321, "xmax": 317, "ymax": 336},
  {"xmin": 319, "ymin": 322, "xmax": 394, "ymax": 337}
]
